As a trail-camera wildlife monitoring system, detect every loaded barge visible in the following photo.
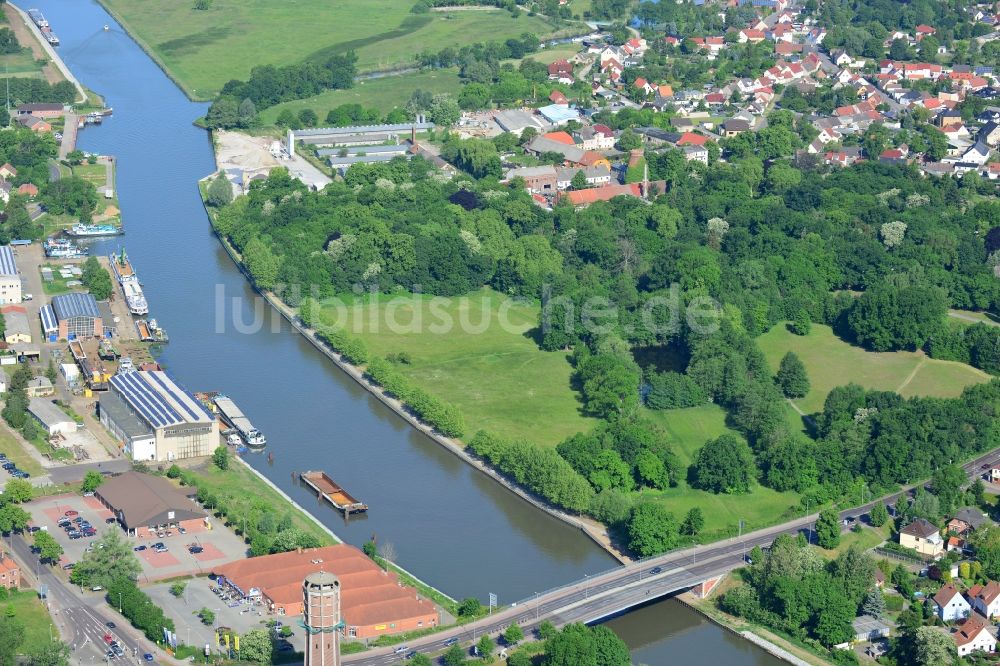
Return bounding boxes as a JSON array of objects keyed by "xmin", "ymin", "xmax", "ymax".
[
  {"xmin": 300, "ymin": 471, "xmax": 368, "ymax": 516},
  {"xmin": 213, "ymin": 394, "xmax": 266, "ymax": 448}
]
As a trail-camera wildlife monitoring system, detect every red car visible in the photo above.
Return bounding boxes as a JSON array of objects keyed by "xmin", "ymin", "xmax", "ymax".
[
  {"xmin": 64, "ymin": 510, "xmax": 79, "ymax": 517},
  {"xmin": 103, "ymin": 633, "xmax": 113, "ymax": 645}
]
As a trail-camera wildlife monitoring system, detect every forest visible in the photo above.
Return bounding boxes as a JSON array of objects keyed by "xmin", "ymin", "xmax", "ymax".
[{"xmin": 209, "ymin": 143, "xmax": 1000, "ymax": 554}]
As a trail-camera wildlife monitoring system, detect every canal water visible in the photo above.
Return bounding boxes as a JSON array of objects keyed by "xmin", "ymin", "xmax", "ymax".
[{"xmin": 31, "ymin": 1, "xmax": 781, "ymax": 662}]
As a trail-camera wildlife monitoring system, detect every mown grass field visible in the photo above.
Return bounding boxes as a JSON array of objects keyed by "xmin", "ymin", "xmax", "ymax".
[
  {"xmin": 0, "ymin": 423, "xmax": 43, "ymax": 476},
  {"xmin": 9, "ymin": 589, "xmax": 56, "ymax": 655},
  {"xmin": 317, "ymin": 289, "xmax": 596, "ymax": 446},
  {"xmin": 757, "ymin": 324, "xmax": 991, "ymax": 414},
  {"xmin": 259, "ymin": 69, "xmax": 464, "ymax": 125},
  {"xmin": 641, "ymin": 405, "xmax": 803, "ymax": 536},
  {"xmin": 98, "ymin": 0, "xmax": 565, "ymax": 99}
]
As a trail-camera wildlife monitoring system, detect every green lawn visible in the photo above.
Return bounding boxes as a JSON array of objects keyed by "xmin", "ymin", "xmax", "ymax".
[
  {"xmin": 640, "ymin": 405, "xmax": 803, "ymax": 537},
  {"xmin": 0, "ymin": 50, "xmax": 44, "ymax": 78},
  {"xmin": 70, "ymin": 163, "xmax": 107, "ymax": 187},
  {"xmin": 318, "ymin": 289, "xmax": 595, "ymax": 446},
  {"xmin": 8, "ymin": 589, "xmax": 56, "ymax": 656},
  {"xmin": 260, "ymin": 69, "xmax": 464, "ymax": 125},
  {"xmin": 757, "ymin": 324, "xmax": 991, "ymax": 414},
  {"xmin": 948, "ymin": 308, "xmax": 1000, "ymax": 327},
  {"xmin": 97, "ymin": 0, "xmax": 568, "ymax": 99},
  {"xmin": 0, "ymin": 423, "xmax": 43, "ymax": 476}
]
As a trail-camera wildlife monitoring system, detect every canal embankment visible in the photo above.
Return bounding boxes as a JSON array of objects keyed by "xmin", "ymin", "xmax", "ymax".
[
  {"xmin": 9, "ymin": 2, "xmax": 87, "ymax": 103},
  {"xmin": 201, "ymin": 186, "xmax": 629, "ymax": 565}
]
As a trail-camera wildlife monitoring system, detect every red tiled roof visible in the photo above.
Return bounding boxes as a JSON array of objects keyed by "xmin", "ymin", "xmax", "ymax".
[
  {"xmin": 549, "ymin": 90, "xmax": 568, "ymax": 104},
  {"xmin": 543, "ymin": 131, "xmax": 575, "ymax": 145},
  {"xmin": 933, "ymin": 583, "xmax": 962, "ymax": 607},
  {"xmin": 592, "ymin": 124, "xmax": 613, "ymax": 136},
  {"xmin": 564, "ymin": 183, "xmax": 642, "ymax": 205},
  {"xmin": 971, "ymin": 581, "xmax": 1000, "ymax": 606},
  {"xmin": 955, "ymin": 615, "xmax": 991, "ymax": 647},
  {"xmin": 677, "ymin": 132, "xmax": 707, "ymax": 146}
]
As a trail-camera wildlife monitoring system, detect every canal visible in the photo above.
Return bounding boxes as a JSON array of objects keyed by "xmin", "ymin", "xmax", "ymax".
[{"xmin": 31, "ymin": 1, "xmax": 781, "ymax": 662}]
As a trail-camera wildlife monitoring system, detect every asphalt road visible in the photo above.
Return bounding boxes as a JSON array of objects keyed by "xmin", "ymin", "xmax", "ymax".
[
  {"xmin": 9, "ymin": 533, "xmax": 151, "ymax": 665},
  {"xmin": 344, "ymin": 446, "xmax": 1000, "ymax": 665}
]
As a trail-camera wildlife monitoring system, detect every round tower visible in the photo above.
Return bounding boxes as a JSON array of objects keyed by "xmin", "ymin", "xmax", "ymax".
[{"xmin": 303, "ymin": 571, "xmax": 341, "ymax": 666}]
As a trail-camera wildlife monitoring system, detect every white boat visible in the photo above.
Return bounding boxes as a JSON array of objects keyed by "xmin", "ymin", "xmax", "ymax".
[
  {"xmin": 213, "ymin": 395, "xmax": 266, "ymax": 447},
  {"xmin": 122, "ymin": 280, "xmax": 148, "ymax": 316},
  {"xmin": 67, "ymin": 223, "xmax": 122, "ymax": 237},
  {"xmin": 103, "ymin": 25, "xmax": 109, "ymax": 31}
]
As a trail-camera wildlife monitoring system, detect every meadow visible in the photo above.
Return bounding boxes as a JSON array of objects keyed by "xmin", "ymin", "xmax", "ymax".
[
  {"xmin": 97, "ymin": 0, "xmax": 566, "ymax": 99},
  {"xmin": 641, "ymin": 405, "xmax": 803, "ymax": 537},
  {"xmin": 757, "ymin": 323, "xmax": 991, "ymax": 414},
  {"xmin": 320, "ymin": 289, "xmax": 597, "ymax": 446},
  {"xmin": 259, "ymin": 69, "xmax": 465, "ymax": 125},
  {"xmin": 317, "ymin": 290, "xmax": 803, "ymax": 535}
]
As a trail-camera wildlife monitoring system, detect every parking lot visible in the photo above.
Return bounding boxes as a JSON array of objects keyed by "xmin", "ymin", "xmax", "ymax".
[
  {"xmin": 25, "ymin": 493, "xmax": 249, "ymax": 581},
  {"xmin": 145, "ymin": 579, "xmax": 305, "ymax": 655}
]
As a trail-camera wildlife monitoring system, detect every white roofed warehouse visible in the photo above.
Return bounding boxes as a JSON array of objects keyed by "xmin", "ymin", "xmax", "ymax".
[
  {"xmin": 104, "ymin": 371, "xmax": 218, "ymax": 461},
  {"xmin": 0, "ymin": 246, "xmax": 22, "ymax": 304}
]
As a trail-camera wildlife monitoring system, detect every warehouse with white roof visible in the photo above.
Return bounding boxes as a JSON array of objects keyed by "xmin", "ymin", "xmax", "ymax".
[
  {"xmin": 0, "ymin": 246, "xmax": 22, "ymax": 304},
  {"xmin": 101, "ymin": 371, "xmax": 218, "ymax": 461}
]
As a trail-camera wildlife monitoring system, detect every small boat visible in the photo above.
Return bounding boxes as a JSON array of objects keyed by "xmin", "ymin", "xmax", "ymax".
[
  {"xmin": 103, "ymin": 24, "xmax": 109, "ymax": 31},
  {"xmin": 67, "ymin": 223, "xmax": 122, "ymax": 237}
]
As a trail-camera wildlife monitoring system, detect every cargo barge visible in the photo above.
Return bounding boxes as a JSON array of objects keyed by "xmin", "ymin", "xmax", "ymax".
[
  {"xmin": 300, "ymin": 470, "xmax": 368, "ymax": 516},
  {"xmin": 213, "ymin": 394, "xmax": 265, "ymax": 448}
]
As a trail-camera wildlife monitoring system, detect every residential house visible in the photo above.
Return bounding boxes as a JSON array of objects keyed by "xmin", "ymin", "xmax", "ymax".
[
  {"xmin": 739, "ymin": 28, "xmax": 766, "ymax": 43},
  {"xmin": 561, "ymin": 182, "xmax": 645, "ymax": 207},
  {"xmin": 933, "ymin": 583, "xmax": 971, "ymax": 621},
  {"xmin": 0, "ymin": 164, "xmax": 17, "ymax": 180},
  {"xmin": 682, "ymin": 144, "xmax": 709, "ymax": 164},
  {"xmin": 979, "ymin": 121, "xmax": 1000, "ymax": 146},
  {"xmin": 0, "ymin": 181, "xmax": 11, "ymax": 204},
  {"xmin": 968, "ymin": 581, "xmax": 1000, "ymax": 619},
  {"xmin": 676, "ymin": 132, "xmax": 708, "ymax": 147},
  {"xmin": 548, "ymin": 59, "xmax": 574, "ymax": 82},
  {"xmin": 946, "ymin": 141, "xmax": 991, "ymax": 166},
  {"xmin": 722, "ymin": 118, "xmax": 750, "ymax": 137},
  {"xmin": 548, "ymin": 90, "xmax": 569, "ymax": 107},
  {"xmin": 898, "ymin": 518, "xmax": 944, "ymax": 557},
  {"xmin": 949, "ymin": 508, "xmax": 988, "ymax": 535},
  {"xmin": 915, "ymin": 24, "xmax": 936, "ymax": 40},
  {"xmin": 16, "ymin": 183, "xmax": 38, "ymax": 198},
  {"xmin": 575, "ymin": 124, "xmax": 615, "ymax": 151},
  {"xmin": 0, "ymin": 552, "xmax": 18, "ymax": 589},
  {"xmin": 954, "ymin": 615, "xmax": 996, "ymax": 657}
]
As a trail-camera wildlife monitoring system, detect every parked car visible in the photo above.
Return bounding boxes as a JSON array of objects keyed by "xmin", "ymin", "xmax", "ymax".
[
  {"xmin": 62, "ymin": 563, "xmax": 74, "ymax": 570},
  {"xmin": 188, "ymin": 546, "xmax": 204, "ymax": 554},
  {"xmin": 68, "ymin": 532, "xmax": 81, "ymax": 539},
  {"xmin": 91, "ymin": 585, "xmax": 103, "ymax": 591},
  {"xmin": 143, "ymin": 653, "xmax": 154, "ymax": 662},
  {"xmin": 133, "ymin": 545, "xmax": 146, "ymax": 552},
  {"xmin": 64, "ymin": 510, "xmax": 78, "ymax": 517},
  {"xmin": 105, "ymin": 517, "xmax": 117, "ymax": 524}
]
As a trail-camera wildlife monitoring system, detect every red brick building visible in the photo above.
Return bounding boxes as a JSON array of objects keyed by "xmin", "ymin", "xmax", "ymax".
[
  {"xmin": 214, "ymin": 545, "xmax": 439, "ymax": 640},
  {"xmin": 0, "ymin": 551, "xmax": 20, "ymax": 589}
]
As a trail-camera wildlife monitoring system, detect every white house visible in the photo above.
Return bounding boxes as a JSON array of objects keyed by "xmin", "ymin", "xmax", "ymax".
[
  {"xmin": 968, "ymin": 581, "xmax": 1000, "ymax": 619},
  {"xmin": 933, "ymin": 584, "xmax": 971, "ymax": 621},
  {"xmin": 955, "ymin": 615, "xmax": 996, "ymax": 657}
]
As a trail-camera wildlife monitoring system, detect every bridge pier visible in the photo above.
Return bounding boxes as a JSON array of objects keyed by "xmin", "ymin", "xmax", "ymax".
[{"xmin": 693, "ymin": 574, "xmax": 725, "ymax": 598}]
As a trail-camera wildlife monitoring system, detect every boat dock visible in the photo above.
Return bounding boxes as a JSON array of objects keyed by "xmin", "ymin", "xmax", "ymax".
[
  {"xmin": 213, "ymin": 395, "xmax": 265, "ymax": 447},
  {"xmin": 300, "ymin": 470, "xmax": 368, "ymax": 516}
]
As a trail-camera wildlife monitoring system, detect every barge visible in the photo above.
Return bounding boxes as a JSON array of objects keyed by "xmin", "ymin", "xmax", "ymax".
[
  {"xmin": 300, "ymin": 470, "xmax": 368, "ymax": 516},
  {"xmin": 213, "ymin": 395, "xmax": 265, "ymax": 448},
  {"xmin": 67, "ymin": 223, "xmax": 122, "ymax": 237},
  {"xmin": 135, "ymin": 319, "xmax": 168, "ymax": 343}
]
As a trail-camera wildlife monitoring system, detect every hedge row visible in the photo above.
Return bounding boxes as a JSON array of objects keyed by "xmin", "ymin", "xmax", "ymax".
[
  {"xmin": 302, "ymin": 305, "xmax": 466, "ymax": 438},
  {"xmin": 467, "ymin": 430, "xmax": 594, "ymax": 513}
]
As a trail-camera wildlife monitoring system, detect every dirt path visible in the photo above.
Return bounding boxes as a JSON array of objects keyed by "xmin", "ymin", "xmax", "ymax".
[
  {"xmin": 948, "ymin": 309, "xmax": 1000, "ymax": 327},
  {"xmin": 786, "ymin": 399, "xmax": 816, "ymax": 429},
  {"xmin": 896, "ymin": 356, "xmax": 927, "ymax": 393}
]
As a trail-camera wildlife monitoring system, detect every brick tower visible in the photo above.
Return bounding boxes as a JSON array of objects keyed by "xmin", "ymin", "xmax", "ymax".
[{"xmin": 303, "ymin": 571, "xmax": 342, "ymax": 666}]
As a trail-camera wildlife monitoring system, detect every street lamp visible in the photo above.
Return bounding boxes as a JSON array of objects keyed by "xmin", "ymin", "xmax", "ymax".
[{"xmin": 118, "ymin": 592, "xmax": 122, "ymax": 614}]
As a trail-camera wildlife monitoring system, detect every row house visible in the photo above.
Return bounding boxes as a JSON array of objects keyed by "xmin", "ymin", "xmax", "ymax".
[
  {"xmin": 690, "ymin": 36, "xmax": 726, "ymax": 57},
  {"xmin": 824, "ymin": 147, "xmax": 863, "ymax": 167}
]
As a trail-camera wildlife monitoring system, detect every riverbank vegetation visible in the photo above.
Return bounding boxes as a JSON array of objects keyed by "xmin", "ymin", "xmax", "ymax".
[
  {"xmin": 208, "ymin": 151, "xmax": 1000, "ymax": 557},
  {"xmin": 97, "ymin": 0, "xmax": 566, "ymax": 100}
]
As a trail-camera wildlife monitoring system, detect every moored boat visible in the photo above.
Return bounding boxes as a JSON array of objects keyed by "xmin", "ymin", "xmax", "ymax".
[{"xmin": 67, "ymin": 223, "xmax": 122, "ymax": 237}]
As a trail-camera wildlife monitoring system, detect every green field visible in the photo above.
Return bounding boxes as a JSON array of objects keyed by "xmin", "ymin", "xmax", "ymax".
[
  {"xmin": 98, "ymin": 0, "xmax": 568, "ymax": 99},
  {"xmin": 318, "ymin": 289, "xmax": 596, "ymax": 446},
  {"xmin": 260, "ymin": 69, "xmax": 464, "ymax": 125},
  {"xmin": 0, "ymin": 423, "xmax": 43, "ymax": 476},
  {"xmin": 0, "ymin": 50, "xmax": 44, "ymax": 79},
  {"xmin": 641, "ymin": 405, "xmax": 802, "ymax": 536},
  {"xmin": 9, "ymin": 589, "xmax": 56, "ymax": 656},
  {"xmin": 758, "ymin": 324, "xmax": 991, "ymax": 414}
]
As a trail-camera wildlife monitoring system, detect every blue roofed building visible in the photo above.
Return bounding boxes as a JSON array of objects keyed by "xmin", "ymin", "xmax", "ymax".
[
  {"xmin": 537, "ymin": 104, "xmax": 581, "ymax": 126},
  {"xmin": 0, "ymin": 246, "xmax": 21, "ymax": 304},
  {"xmin": 39, "ymin": 304, "xmax": 57, "ymax": 339},
  {"xmin": 101, "ymin": 370, "xmax": 218, "ymax": 461},
  {"xmin": 51, "ymin": 292, "xmax": 103, "ymax": 339}
]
